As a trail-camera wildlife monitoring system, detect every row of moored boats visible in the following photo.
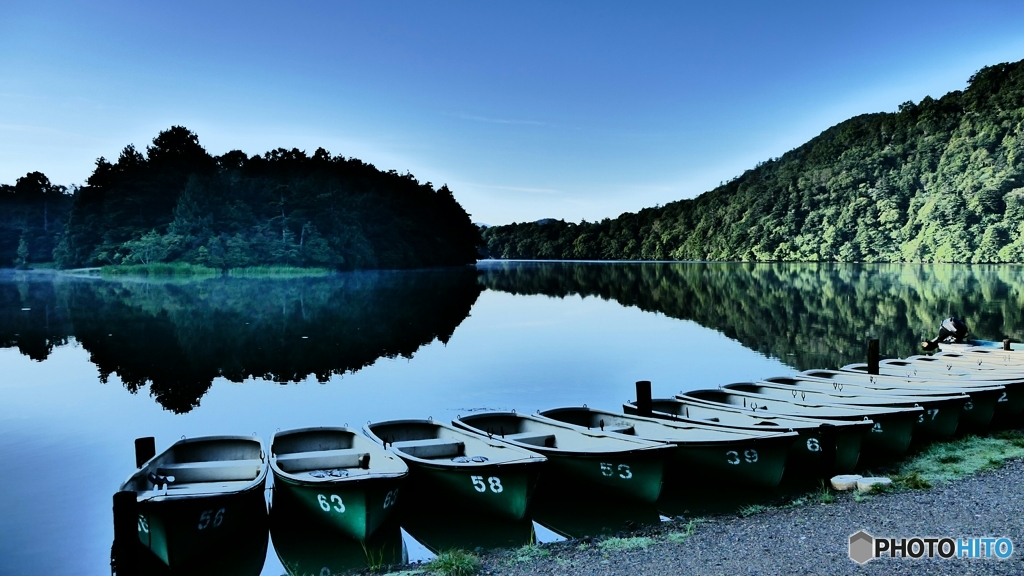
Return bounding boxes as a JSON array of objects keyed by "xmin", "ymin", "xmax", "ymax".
[{"xmin": 119, "ymin": 341, "xmax": 1024, "ymax": 567}]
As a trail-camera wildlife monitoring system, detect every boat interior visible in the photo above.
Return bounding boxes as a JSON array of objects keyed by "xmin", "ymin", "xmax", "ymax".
[
  {"xmin": 457, "ymin": 413, "xmax": 665, "ymax": 452},
  {"xmin": 271, "ymin": 427, "xmax": 407, "ymax": 479},
  {"xmin": 368, "ymin": 420, "xmax": 537, "ymax": 464},
  {"xmin": 541, "ymin": 407, "xmax": 786, "ymax": 443},
  {"xmin": 124, "ymin": 437, "xmax": 266, "ymax": 497}
]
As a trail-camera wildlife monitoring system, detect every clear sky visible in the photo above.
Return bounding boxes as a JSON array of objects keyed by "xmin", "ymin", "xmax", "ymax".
[{"xmin": 2, "ymin": 1, "xmax": 1024, "ymax": 225}]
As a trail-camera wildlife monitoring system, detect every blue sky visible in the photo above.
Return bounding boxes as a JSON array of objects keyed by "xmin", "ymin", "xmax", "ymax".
[{"xmin": 2, "ymin": 1, "xmax": 1024, "ymax": 225}]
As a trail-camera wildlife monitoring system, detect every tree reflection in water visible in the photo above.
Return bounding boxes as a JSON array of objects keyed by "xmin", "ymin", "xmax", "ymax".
[
  {"xmin": 478, "ymin": 261, "xmax": 1024, "ymax": 371},
  {"xmin": 0, "ymin": 268, "xmax": 482, "ymax": 413}
]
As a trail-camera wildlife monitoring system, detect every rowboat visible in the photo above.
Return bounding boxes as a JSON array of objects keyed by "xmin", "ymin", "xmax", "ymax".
[
  {"xmin": 796, "ymin": 368, "xmax": 1008, "ymax": 430},
  {"xmin": 841, "ymin": 361, "xmax": 1024, "ymax": 427},
  {"xmin": 680, "ymin": 388, "xmax": 922, "ymax": 458},
  {"xmin": 742, "ymin": 379, "xmax": 967, "ymax": 439},
  {"xmin": 270, "ymin": 427, "xmax": 408, "ymax": 541},
  {"xmin": 364, "ymin": 419, "xmax": 546, "ymax": 520},
  {"xmin": 269, "ymin": 490, "xmax": 405, "ymax": 575},
  {"xmin": 937, "ymin": 339, "xmax": 1024, "ymax": 353},
  {"xmin": 538, "ymin": 406, "xmax": 798, "ymax": 488},
  {"xmin": 118, "ymin": 435, "xmax": 269, "ymax": 568},
  {"xmin": 916, "ymin": 352, "xmax": 1024, "ymax": 371},
  {"xmin": 623, "ymin": 397, "xmax": 869, "ymax": 475},
  {"xmin": 453, "ymin": 411, "xmax": 674, "ymax": 503}
]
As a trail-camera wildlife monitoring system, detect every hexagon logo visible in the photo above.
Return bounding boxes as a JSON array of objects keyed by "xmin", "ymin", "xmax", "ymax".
[{"xmin": 849, "ymin": 530, "xmax": 874, "ymax": 565}]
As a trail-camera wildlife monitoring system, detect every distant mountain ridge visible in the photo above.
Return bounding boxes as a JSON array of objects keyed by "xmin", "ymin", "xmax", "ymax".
[{"xmin": 482, "ymin": 59, "xmax": 1024, "ymax": 263}]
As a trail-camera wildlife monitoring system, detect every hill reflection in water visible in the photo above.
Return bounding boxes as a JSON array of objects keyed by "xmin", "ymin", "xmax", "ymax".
[
  {"xmin": 477, "ymin": 261, "xmax": 1024, "ymax": 371},
  {"xmin": 0, "ymin": 268, "xmax": 483, "ymax": 413}
]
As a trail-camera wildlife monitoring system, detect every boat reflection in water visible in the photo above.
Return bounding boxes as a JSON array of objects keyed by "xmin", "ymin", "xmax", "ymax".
[
  {"xmin": 398, "ymin": 491, "xmax": 536, "ymax": 553},
  {"xmin": 529, "ymin": 484, "xmax": 662, "ymax": 540},
  {"xmin": 270, "ymin": 492, "xmax": 406, "ymax": 575}
]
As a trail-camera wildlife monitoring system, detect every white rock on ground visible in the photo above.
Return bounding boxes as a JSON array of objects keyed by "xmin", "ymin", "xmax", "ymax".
[
  {"xmin": 856, "ymin": 476, "xmax": 892, "ymax": 492},
  {"xmin": 830, "ymin": 474, "xmax": 863, "ymax": 491}
]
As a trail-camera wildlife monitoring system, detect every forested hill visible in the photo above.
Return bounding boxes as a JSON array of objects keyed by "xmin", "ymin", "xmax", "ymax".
[
  {"xmin": 482, "ymin": 59, "xmax": 1024, "ymax": 263},
  {"xmin": 1, "ymin": 126, "xmax": 481, "ymax": 269}
]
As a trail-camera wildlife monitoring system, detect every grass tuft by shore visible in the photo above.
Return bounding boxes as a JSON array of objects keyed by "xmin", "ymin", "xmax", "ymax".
[
  {"xmin": 101, "ymin": 263, "xmax": 219, "ymax": 277},
  {"xmin": 894, "ymin": 430, "xmax": 1024, "ymax": 486},
  {"xmin": 227, "ymin": 265, "xmax": 333, "ymax": 277},
  {"xmin": 424, "ymin": 550, "xmax": 480, "ymax": 576},
  {"xmin": 597, "ymin": 536, "xmax": 655, "ymax": 552}
]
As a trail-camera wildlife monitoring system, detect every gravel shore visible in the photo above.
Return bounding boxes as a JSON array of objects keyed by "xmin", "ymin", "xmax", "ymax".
[{"xmin": 475, "ymin": 459, "xmax": 1024, "ymax": 576}]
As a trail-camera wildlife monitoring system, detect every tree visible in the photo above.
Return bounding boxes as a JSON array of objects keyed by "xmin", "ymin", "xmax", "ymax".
[{"xmin": 15, "ymin": 234, "xmax": 29, "ymax": 269}]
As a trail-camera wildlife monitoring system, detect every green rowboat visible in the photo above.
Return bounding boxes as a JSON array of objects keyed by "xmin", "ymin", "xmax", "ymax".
[
  {"xmin": 364, "ymin": 419, "xmax": 546, "ymax": 521},
  {"xmin": 937, "ymin": 339, "xmax": 1024, "ymax": 353},
  {"xmin": 930, "ymin": 351, "xmax": 1024, "ymax": 368},
  {"xmin": 841, "ymin": 362, "xmax": 1022, "ymax": 427},
  {"xmin": 736, "ymin": 380, "xmax": 967, "ymax": 439},
  {"xmin": 538, "ymin": 406, "xmax": 798, "ymax": 488},
  {"xmin": 118, "ymin": 435, "xmax": 269, "ymax": 568},
  {"xmin": 269, "ymin": 493, "xmax": 405, "ymax": 575},
  {"xmin": 624, "ymin": 397, "xmax": 868, "ymax": 475},
  {"xmin": 801, "ymin": 368, "xmax": 1008, "ymax": 430},
  {"xmin": 681, "ymin": 388, "xmax": 921, "ymax": 458},
  {"xmin": 454, "ymin": 412, "xmax": 673, "ymax": 504},
  {"xmin": 270, "ymin": 427, "xmax": 408, "ymax": 542}
]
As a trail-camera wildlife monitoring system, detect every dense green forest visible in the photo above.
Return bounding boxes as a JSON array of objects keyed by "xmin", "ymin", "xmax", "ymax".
[
  {"xmin": 0, "ymin": 269, "xmax": 482, "ymax": 412},
  {"xmin": 478, "ymin": 261, "xmax": 1024, "ymax": 371},
  {"xmin": 0, "ymin": 126, "xmax": 480, "ymax": 270},
  {"xmin": 0, "ymin": 172, "xmax": 73, "ymax": 267},
  {"xmin": 482, "ymin": 59, "xmax": 1024, "ymax": 263}
]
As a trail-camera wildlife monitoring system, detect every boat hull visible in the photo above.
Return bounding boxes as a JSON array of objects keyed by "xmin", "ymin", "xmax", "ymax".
[
  {"xmin": 667, "ymin": 434, "xmax": 792, "ymax": 488},
  {"xmin": 136, "ymin": 479, "xmax": 268, "ymax": 567},
  {"xmin": 271, "ymin": 473, "xmax": 403, "ymax": 541},
  {"xmin": 404, "ymin": 460, "xmax": 542, "ymax": 521},
  {"xmin": 269, "ymin": 497, "xmax": 405, "ymax": 574},
  {"xmin": 625, "ymin": 401, "xmax": 865, "ymax": 476},
  {"xmin": 540, "ymin": 450, "xmax": 666, "ymax": 503}
]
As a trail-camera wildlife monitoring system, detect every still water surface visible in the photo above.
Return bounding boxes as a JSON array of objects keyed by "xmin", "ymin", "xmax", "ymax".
[{"xmin": 2, "ymin": 261, "xmax": 1023, "ymax": 575}]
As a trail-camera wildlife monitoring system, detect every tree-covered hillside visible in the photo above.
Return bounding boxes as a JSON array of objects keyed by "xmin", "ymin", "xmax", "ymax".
[
  {"xmin": 483, "ymin": 59, "xmax": 1024, "ymax": 263},
  {"xmin": 2, "ymin": 126, "xmax": 481, "ymax": 270}
]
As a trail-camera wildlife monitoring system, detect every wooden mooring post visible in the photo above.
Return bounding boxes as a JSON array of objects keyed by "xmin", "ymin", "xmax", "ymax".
[
  {"xmin": 1005, "ymin": 339, "xmax": 1012, "ymax": 351},
  {"xmin": 635, "ymin": 380, "xmax": 652, "ymax": 417},
  {"xmin": 134, "ymin": 437, "xmax": 155, "ymax": 468},
  {"xmin": 112, "ymin": 491, "xmax": 138, "ymax": 575},
  {"xmin": 867, "ymin": 339, "xmax": 879, "ymax": 375}
]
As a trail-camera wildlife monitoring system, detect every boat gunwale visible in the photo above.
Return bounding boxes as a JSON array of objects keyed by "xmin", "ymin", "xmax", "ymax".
[
  {"xmin": 120, "ymin": 434, "xmax": 269, "ymax": 503},
  {"xmin": 681, "ymin": 388, "xmax": 924, "ymax": 418},
  {"xmin": 453, "ymin": 411, "xmax": 676, "ymax": 457},
  {"xmin": 363, "ymin": 418, "xmax": 548, "ymax": 468},
  {"xmin": 269, "ymin": 425, "xmax": 409, "ymax": 485},
  {"xmin": 739, "ymin": 380, "xmax": 971, "ymax": 406},
  {"xmin": 632, "ymin": 397, "xmax": 875, "ymax": 431},
  {"xmin": 537, "ymin": 405, "xmax": 801, "ymax": 448},
  {"xmin": 801, "ymin": 369, "xmax": 1009, "ymax": 392},
  {"xmin": 841, "ymin": 362, "xmax": 1024, "ymax": 383}
]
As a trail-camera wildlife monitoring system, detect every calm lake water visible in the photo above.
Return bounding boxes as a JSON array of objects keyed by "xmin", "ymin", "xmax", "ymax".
[{"xmin": 2, "ymin": 261, "xmax": 1023, "ymax": 575}]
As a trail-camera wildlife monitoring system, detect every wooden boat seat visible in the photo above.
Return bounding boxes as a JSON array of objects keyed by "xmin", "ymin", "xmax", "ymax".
[
  {"xmin": 503, "ymin": 432, "xmax": 556, "ymax": 447},
  {"xmin": 605, "ymin": 425, "xmax": 634, "ymax": 434},
  {"xmin": 156, "ymin": 459, "xmax": 263, "ymax": 483},
  {"xmin": 392, "ymin": 438, "xmax": 464, "ymax": 459},
  {"xmin": 276, "ymin": 449, "xmax": 370, "ymax": 473}
]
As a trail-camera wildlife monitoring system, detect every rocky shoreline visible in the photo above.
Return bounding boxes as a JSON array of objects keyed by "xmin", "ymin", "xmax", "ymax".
[{"xmin": 466, "ymin": 459, "xmax": 1024, "ymax": 576}]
